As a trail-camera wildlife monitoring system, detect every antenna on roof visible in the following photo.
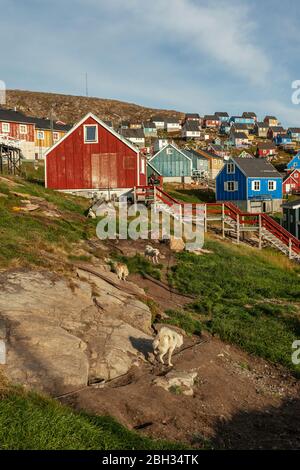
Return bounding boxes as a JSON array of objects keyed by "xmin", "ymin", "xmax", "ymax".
[{"xmin": 85, "ymin": 72, "xmax": 89, "ymax": 97}]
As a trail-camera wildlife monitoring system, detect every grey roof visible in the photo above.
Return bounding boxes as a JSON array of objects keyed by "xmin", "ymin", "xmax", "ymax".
[
  {"xmin": 232, "ymin": 132, "xmax": 248, "ymax": 139},
  {"xmin": 282, "ymin": 198, "xmax": 300, "ymax": 208},
  {"xmin": 256, "ymin": 121, "xmax": 269, "ymax": 128},
  {"xmin": 120, "ymin": 128, "xmax": 144, "ymax": 138},
  {"xmin": 31, "ymin": 117, "xmax": 71, "ymax": 132},
  {"xmin": 242, "ymin": 112, "xmax": 257, "ymax": 118},
  {"xmin": 143, "ymin": 121, "xmax": 156, "ymax": 129},
  {"xmin": 209, "ymin": 144, "xmax": 223, "ymax": 151},
  {"xmin": 288, "ymin": 127, "xmax": 300, "ymax": 133},
  {"xmin": 257, "ymin": 142, "xmax": 277, "ymax": 150},
  {"xmin": 264, "ymin": 115, "xmax": 278, "ymax": 120},
  {"xmin": 165, "ymin": 117, "xmax": 180, "ymax": 124},
  {"xmin": 204, "ymin": 114, "xmax": 219, "ymax": 120},
  {"xmin": 269, "ymin": 126, "xmax": 285, "ymax": 132},
  {"xmin": 232, "ymin": 157, "xmax": 282, "ymax": 178},
  {"xmin": 232, "ymin": 123, "xmax": 249, "ymax": 130},
  {"xmin": 215, "ymin": 112, "xmax": 229, "ymax": 117},
  {"xmin": 184, "ymin": 121, "xmax": 200, "ymax": 131},
  {"xmin": 0, "ymin": 108, "xmax": 36, "ymax": 124},
  {"xmin": 185, "ymin": 113, "xmax": 200, "ymax": 119},
  {"xmin": 152, "ymin": 115, "xmax": 165, "ymax": 121}
]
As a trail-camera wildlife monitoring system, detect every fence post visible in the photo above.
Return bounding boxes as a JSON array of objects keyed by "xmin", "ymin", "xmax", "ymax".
[
  {"xmin": 289, "ymin": 239, "xmax": 292, "ymax": 259},
  {"xmin": 222, "ymin": 203, "xmax": 225, "ymax": 238},
  {"xmin": 258, "ymin": 214, "xmax": 262, "ymax": 249},
  {"xmin": 236, "ymin": 214, "xmax": 240, "ymax": 244}
]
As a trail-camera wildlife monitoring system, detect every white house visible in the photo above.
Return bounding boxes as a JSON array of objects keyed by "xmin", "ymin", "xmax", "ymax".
[
  {"xmin": 165, "ymin": 118, "xmax": 181, "ymax": 133},
  {"xmin": 152, "ymin": 116, "xmax": 165, "ymax": 129},
  {"xmin": 181, "ymin": 121, "xmax": 201, "ymax": 140},
  {"xmin": 120, "ymin": 128, "xmax": 145, "ymax": 147}
]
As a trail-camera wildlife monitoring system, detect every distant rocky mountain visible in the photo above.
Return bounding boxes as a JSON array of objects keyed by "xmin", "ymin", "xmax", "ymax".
[{"xmin": 5, "ymin": 89, "xmax": 184, "ymax": 126}]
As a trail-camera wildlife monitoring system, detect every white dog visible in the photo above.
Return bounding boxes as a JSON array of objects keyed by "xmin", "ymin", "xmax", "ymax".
[
  {"xmin": 144, "ymin": 245, "xmax": 160, "ymax": 264},
  {"xmin": 113, "ymin": 262, "xmax": 129, "ymax": 281},
  {"xmin": 153, "ymin": 327, "xmax": 183, "ymax": 367}
]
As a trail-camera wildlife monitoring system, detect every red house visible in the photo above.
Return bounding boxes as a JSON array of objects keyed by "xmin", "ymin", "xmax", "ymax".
[
  {"xmin": 256, "ymin": 142, "xmax": 277, "ymax": 159},
  {"xmin": 45, "ymin": 113, "xmax": 146, "ymax": 197},
  {"xmin": 283, "ymin": 169, "xmax": 300, "ymax": 194},
  {"xmin": 0, "ymin": 108, "xmax": 36, "ymax": 159}
]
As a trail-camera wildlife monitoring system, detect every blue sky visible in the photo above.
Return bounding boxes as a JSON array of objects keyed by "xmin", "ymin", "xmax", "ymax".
[{"xmin": 1, "ymin": 0, "xmax": 300, "ymax": 125}]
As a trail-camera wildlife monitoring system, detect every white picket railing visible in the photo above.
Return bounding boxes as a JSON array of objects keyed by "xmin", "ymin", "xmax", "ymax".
[{"xmin": 0, "ymin": 134, "xmax": 21, "ymax": 148}]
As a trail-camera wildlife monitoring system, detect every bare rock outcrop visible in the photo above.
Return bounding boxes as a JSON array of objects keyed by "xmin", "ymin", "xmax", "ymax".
[{"xmin": 0, "ymin": 269, "xmax": 153, "ymax": 395}]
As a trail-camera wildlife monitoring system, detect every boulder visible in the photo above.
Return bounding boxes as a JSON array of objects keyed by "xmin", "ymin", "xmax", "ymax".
[{"xmin": 153, "ymin": 370, "xmax": 198, "ymax": 396}]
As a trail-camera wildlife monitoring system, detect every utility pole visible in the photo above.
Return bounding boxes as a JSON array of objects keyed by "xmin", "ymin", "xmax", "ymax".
[{"xmin": 85, "ymin": 73, "xmax": 89, "ymax": 97}]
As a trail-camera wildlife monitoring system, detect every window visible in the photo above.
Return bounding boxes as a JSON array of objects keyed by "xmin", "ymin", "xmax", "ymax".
[
  {"xmin": 53, "ymin": 132, "xmax": 59, "ymax": 141},
  {"xmin": 252, "ymin": 180, "xmax": 260, "ymax": 191},
  {"xmin": 84, "ymin": 125, "xmax": 98, "ymax": 143},
  {"xmin": 227, "ymin": 163, "xmax": 235, "ymax": 174},
  {"xmin": 2, "ymin": 122, "xmax": 10, "ymax": 133},
  {"xmin": 19, "ymin": 124, "xmax": 27, "ymax": 134},
  {"xmin": 268, "ymin": 180, "xmax": 276, "ymax": 191},
  {"xmin": 37, "ymin": 131, "xmax": 44, "ymax": 140},
  {"xmin": 295, "ymin": 172, "xmax": 299, "ymax": 178},
  {"xmin": 141, "ymin": 158, "xmax": 145, "ymax": 174},
  {"xmin": 225, "ymin": 181, "xmax": 238, "ymax": 191},
  {"xmin": 166, "ymin": 147, "xmax": 173, "ymax": 155}
]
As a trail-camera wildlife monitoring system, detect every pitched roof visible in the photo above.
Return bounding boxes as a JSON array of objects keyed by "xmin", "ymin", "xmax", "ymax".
[
  {"xmin": 44, "ymin": 112, "xmax": 139, "ymax": 157},
  {"xmin": 143, "ymin": 121, "xmax": 156, "ymax": 129},
  {"xmin": 264, "ymin": 115, "xmax": 278, "ymax": 120},
  {"xmin": 232, "ymin": 123, "xmax": 249, "ymax": 130},
  {"xmin": 242, "ymin": 112, "xmax": 257, "ymax": 118},
  {"xmin": 204, "ymin": 115, "xmax": 219, "ymax": 120},
  {"xmin": 257, "ymin": 142, "xmax": 277, "ymax": 149},
  {"xmin": 195, "ymin": 148, "xmax": 223, "ymax": 160},
  {"xmin": 288, "ymin": 127, "xmax": 300, "ymax": 133},
  {"xmin": 215, "ymin": 112, "xmax": 229, "ymax": 117},
  {"xmin": 120, "ymin": 128, "xmax": 145, "ymax": 138},
  {"xmin": 269, "ymin": 126, "xmax": 285, "ymax": 132},
  {"xmin": 149, "ymin": 143, "xmax": 192, "ymax": 163},
  {"xmin": 282, "ymin": 198, "xmax": 300, "ymax": 209},
  {"xmin": 165, "ymin": 117, "xmax": 180, "ymax": 124},
  {"xmin": 151, "ymin": 115, "xmax": 165, "ymax": 122},
  {"xmin": 232, "ymin": 156, "xmax": 282, "ymax": 178},
  {"xmin": 32, "ymin": 117, "xmax": 71, "ymax": 132},
  {"xmin": 232, "ymin": 132, "xmax": 248, "ymax": 139},
  {"xmin": 184, "ymin": 121, "xmax": 200, "ymax": 131},
  {"xmin": 256, "ymin": 121, "xmax": 269, "ymax": 128},
  {"xmin": 0, "ymin": 108, "xmax": 37, "ymax": 125},
  {"xmin": 185, "ymin": 113, "xmax": 200, "ymax": 119}
]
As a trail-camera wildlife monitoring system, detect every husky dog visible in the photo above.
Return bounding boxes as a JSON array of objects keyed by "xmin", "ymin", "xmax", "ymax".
[
  {"xmin": 144, "ymin": 245, "xmax": 160, "ymax": 264},
  {"xmin": 113, "ymin": 262, "xmax": 129, "ymax": 281},
  {"xmin": 153, "ymin": 327, "xmax": 183, "ymax": 367},
  {"xmin": 87, "ymin": 208, "xmax": 96, "ymax": 219}
]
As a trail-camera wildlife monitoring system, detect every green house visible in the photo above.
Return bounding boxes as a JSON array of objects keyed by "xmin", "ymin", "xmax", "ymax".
[{"xmin": 148, "ymin": 144, "xmax": 192, "ymax": 182}]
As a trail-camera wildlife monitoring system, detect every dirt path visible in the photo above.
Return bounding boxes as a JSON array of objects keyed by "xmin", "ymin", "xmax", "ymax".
[{"xmin": 62, "ymin": 332, "xmax": 300, "ymax": 449}]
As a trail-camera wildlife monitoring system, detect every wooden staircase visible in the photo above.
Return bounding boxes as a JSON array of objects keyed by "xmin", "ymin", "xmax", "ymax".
[{"xmin": 134, "ymin": 185, "xmax": 300, "ymax": 261}]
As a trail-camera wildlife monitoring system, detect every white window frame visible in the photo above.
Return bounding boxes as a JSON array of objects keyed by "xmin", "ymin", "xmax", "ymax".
[
  {"xmin": 2, "ymin": 122, "xmax": 10, "ymax": 133},
  {"xmin": 166, "ymin": 147, "xmax": 173, "ymax": 155},
  {"xmin": 141, "ymin": 158, "xmax": 145, "ymax": 174},
  {"xmin": 268, "ymin": 180, "xmax": 276, "ymax": 191},
  {"xmin": 227, "ymin": 162, "xmax": 235, "ymax": 174},
  {"xmin": 37, "ymin": 130, "xmax": 45, "ymax": 140},
  {"xmin": 84, "ymin": 124, "xmax": 98, "ymax": 143},
  {"xmin": 225, "ymin": 181, "xmax": 238, "ymax": 192},
  {"xmin": 19, "ymin": 124, "xmax": 27, "ymax": 134},
  {"xmin": 252, "ymin": 180, "xmax": 261, "ymax": 191},
  {"xmin": 53, "ymin": 132, "xmax": 59, "ymax": 141}
]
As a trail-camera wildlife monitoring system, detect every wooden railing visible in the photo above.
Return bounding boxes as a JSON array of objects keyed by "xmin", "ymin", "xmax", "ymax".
[{"xmin": 135, "ymin": 186, "xmax": 300, "ymax": 256}]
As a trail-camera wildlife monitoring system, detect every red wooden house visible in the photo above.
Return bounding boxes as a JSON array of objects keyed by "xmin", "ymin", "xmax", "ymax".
[
  {"xmin": 45, "ymin": 113, "xmax": 147, "ymax": 197},
  {"xmin": 0, "ymin": 109, "xmax": 36, "ymax": 159},
  {"xmin": 256, "ymin": 142, "xmax": 277, "ymax": 159},
  {"xmin": 283, "ymin": 169, "xmax": 300, "ymax": 194}
]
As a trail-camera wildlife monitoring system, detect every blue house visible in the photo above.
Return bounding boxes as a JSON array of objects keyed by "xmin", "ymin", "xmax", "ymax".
[
  {"xmin": 274, "ymin": 134, "xmax": 292, "ymax": 146},
  {"xmin": 149, "ymin": 143, "xmax": 192, "ymax": 183},
  {"xmin": 215, "ymin": 112, "xmax": 229, "ymax": 123},
  {"xmin": 229, "ymin": 116, "xmax": 255, "ymax": 126},
  {"xmin": 220, "ymin": 122, "xmax": 231, "ymax": 135},
  {"xmin": 216, "ymin": 156, "xmax": 282, "ymax": 213},
  {"xmin": 287, "ymin": 152, "xmax": 300, "ymax": 171}
]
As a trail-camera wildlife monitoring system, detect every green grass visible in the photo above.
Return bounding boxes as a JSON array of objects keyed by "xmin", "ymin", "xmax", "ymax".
[
  {"xmin": 0, "ymin": 388, "xmax": 183, "ymax": 450},
  {"xmin": 161, "ymin": 309, "xmax": 202, "ymax": 336},
  {"xmin": 163, "ymin": 185, "xmax": 215, "ymax": 203},
  {"xmin": 112, "ymin": 253, "xmax": 163, "ymax": 280},
  {"xmin": 167, "ymin": 240, "xmax": 300, "ymax": 376},
  {"xmin": 0, "ymin": 177, "xmax": 95, "ymax": 268}
]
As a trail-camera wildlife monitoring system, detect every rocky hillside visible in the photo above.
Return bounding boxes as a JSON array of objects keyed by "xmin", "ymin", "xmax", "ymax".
[{"xmin": 5, "ymin": 89, "xmax": 183, "ymax": 126}]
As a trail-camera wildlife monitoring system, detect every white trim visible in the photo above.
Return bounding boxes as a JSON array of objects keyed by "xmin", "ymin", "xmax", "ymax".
[
  {"xmin": 147, "ymin": 161, "xmax": 162, "ymax": 176},
  {"xmin": 37, "ymin": 130, "xmax": 45, "ymax": 140},
  {"xmin": 2, "ymin": 122, "xmax": 10, "ymax": 133},
  {"xmin": 84, "ymin": 124, "xmax": 98, "ymax": 143},
  {"xmin": 251, "ymin": 180, "xmax": 261, "ymax": 191},
  {"xmin": 44, "ymin": 112, "xmax": 139, "ymax": 157},
  {"xmin": 268, "ymin": 180, "xmax": 276, "ymax": 191},
  {"xmin": 19, "ymin": 124, "xmax": 27, "ymax": 134}
]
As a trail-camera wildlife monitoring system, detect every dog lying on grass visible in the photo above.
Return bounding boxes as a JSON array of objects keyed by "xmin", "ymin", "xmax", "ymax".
[{"xmin": 153, "ymin": 326, "xmax": 183, "ymax": 367}]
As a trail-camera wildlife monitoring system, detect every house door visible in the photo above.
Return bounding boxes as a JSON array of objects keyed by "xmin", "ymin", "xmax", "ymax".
[{"xmin": 285, "ymin": 184, "xmax": 290, "ymax": 193}]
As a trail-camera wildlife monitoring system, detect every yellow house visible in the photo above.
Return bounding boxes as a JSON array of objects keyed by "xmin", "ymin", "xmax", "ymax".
[
  {"xmin": 264, "ymin": 115, "xmax": 279, "ymax": 127},
  {"xmin": 34, "ymin": 118, "xmax": 71, "ymax": 159},
  {"xmin": 195, "ymin": 148, "xmax": 225, "ymax": 179}
]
